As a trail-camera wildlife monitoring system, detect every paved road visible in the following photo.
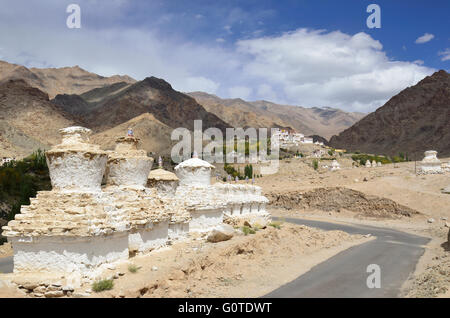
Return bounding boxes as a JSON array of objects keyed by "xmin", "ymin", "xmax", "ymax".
[
  {"xmin": 264, "ymin": 217, "xmax": 430, "ymax": 298},
  {"xmin": 0, "ymin": 256, "xmax": 13, "ymax": 274}
]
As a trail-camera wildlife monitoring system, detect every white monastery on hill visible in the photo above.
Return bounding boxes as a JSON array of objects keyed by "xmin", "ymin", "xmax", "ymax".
[
  {"xmin": 2, "ymin": 126, "xmax": 270, "ymax": 277},
  {"xmin": 272, "ymin": 129, "xmax": 316, "ymax": 148}
]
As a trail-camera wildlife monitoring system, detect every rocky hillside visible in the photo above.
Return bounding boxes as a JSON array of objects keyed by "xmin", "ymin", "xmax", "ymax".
[
  {"xmin": 330, "ymin": 70, "xmax": 450, "ymax": 157},
  {"xmin": 52, "ymin": 77, "xmax": 230, "ymax": 134},
  {"xmin": 0, "ymin": 60, "xmax": 135, "ymax": 99},
  {"xmin": 188, "ymin": 92, "xmax": 365, "ymax": 139},
  {"xmin": 0, "ymin": 79, "xmax": 77, "ymax": 156}
]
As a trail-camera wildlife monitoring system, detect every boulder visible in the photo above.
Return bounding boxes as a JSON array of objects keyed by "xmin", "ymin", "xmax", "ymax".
[{"xmin": 207, "ymin": 224, "xmax": 235, "ymax": 243}]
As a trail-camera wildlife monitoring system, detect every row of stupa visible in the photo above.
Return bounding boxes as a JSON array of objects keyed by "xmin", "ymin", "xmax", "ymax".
[{"xmin": 2, "ymin": 127, "xmax": 270, "ymax": 277}]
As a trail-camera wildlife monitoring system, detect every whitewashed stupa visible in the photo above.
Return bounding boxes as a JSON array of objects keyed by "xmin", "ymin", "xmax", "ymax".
[
  {"xmin": 365, "ymin": 160, "xmax": 372, "ymax": 168},
  {"xmin": 105, "ymin": 133, "xmax": 153, "ymax": 188},
  {"xmin": 3, "ymin": 127, "xmax": 131, "ymax": 276},
  {"xmin": 330, "ymin": 159, "xmax": 341, "ymax": 171},
  {"xmin": 2, "ymin": 127, "xmax": 270, "ymax": 278},
  {"xmin": 147, "ymin": 157, "xmax": 179, "ymax": 197},
  {"xmin": 418, "ymin": 150, "xmax": 442, "ymax": 174}
]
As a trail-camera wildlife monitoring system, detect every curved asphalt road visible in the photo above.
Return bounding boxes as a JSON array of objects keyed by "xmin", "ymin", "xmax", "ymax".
[{"xmin": 264, "ymin": 217, "xmax": 430, "ymax": 298}]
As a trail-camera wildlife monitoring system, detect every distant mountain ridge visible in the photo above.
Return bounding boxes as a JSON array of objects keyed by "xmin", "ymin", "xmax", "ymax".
[
  {"xmin": 330, "ymin": 70, "xmax": 450, "ymax": 157},
  {"xmin": 0, "ymin": 60, "xmax": 136, "ymax": 99},
  {"xmin": 187, "ymin": 92, "xmax": 366, "ymax": 139}
]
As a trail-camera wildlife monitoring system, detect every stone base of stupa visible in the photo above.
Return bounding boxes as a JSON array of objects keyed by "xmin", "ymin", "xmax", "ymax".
[
  {"xmin": 418, "ymin": 164, "xmax": 443, "ymax": 175},
  {"xmin": 128, "ymin": 221, "xmax": 169, "ymax": 254},
  {"xmin": 9, "ymin": 233, "xmax": 129, "ymax": 275},
  {"xmin": 168, "ymin": 222, "xmax": 190, "ymax": 241},
  {"xmin": 214, "ymin": 184, "xmax": 270, "ymax": 226}
]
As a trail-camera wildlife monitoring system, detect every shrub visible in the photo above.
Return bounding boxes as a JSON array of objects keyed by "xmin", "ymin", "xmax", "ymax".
[
  {"xmin": 313, "ymin": 160, "xmax": 319, "ymax": 170},
  {"xmin": 128, "ymin": 264, "xmax": 140, "ymax": 273},
  {"xmin": 92, "ymin": 279, "xmax": 114, "ymax": 292},
  {"xmin": 269, "ymin": 221, "xmax": 282, "ymax": 229},
  {"xmin": 241, "ymin": 226, "xmax": 256, "ymax": 235}
]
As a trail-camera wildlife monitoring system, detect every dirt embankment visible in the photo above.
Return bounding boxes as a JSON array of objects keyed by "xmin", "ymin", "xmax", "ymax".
[{"xmin": 267, "ymin": 187, "xmax": 420, "ymax": 218}]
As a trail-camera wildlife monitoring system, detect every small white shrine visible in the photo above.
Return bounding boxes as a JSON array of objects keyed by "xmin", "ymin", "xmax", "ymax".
[
  {"xmin": 330, "ymin": 159, "xmax": 341, "ymax": 171},
  {"xmin": 418, "ymin": 150, "xmax": 443, "ymax": 174}
]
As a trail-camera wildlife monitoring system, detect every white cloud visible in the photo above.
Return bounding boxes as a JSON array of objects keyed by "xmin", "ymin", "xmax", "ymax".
[
  {"xmin": 257, "ymin": 84, "xmax": 277, "ymax": 101},
  {"xmin": 236, "ymin": 29, "xmax": 434, "ymax": 111},
  {"xmin": 216, "ymin": 38, "xmax": 226, "ymax": 43},
  {"xmin": 438, "ymin": 48, "xmax": 450, "ymax": 61},
  {"xmin": 181, "ymin": 76, "xmax": 219, "ymax": 94},
  {"xmin": 415, "ymin": 33, "xmax": 434, "ymax": 44},
  {"xmin": 228, "ymin": 86, "xmax": 252, "ymax": 100}
]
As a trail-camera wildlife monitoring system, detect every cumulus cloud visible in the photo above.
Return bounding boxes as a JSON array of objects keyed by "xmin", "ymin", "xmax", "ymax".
[
  {"xmin": 236, "ymin": 29, "xmax": 434, "ymax": 111},
  {"xmin": 415, "ymin": 33, "xmax": 434, "ymax": 44}
]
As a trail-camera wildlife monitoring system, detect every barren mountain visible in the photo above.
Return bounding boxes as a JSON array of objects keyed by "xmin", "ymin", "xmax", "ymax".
[
  {"xmin": 187, "ymin": 92, "xmax": 293, "ymax": 130},
  {"xmin": 0, "ymin": 79, "xmax": 77, "ymax": 155},
  {"xmin": 329, "ymin": 70, "xmax": 450, "ymax": 157},
  {"xmin": 0, "ymin": 60, "xmax": 135, "ymax": 99},
  {"xmin": 53, "ymin": 77, "xmax": 230, "ymax": 133},
  {"xmin": 188, "ymin": 92, "xmax": 365, "ymax": 139}
]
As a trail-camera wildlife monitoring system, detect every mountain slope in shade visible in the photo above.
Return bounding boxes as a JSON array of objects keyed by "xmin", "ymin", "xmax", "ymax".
[
  {"xmin": 188, "ymin": 92, "xmax": 366, "ymax": 139},
  {"xmin": 0, "ymin": 60, "xmax": 136, "ymax": 99},
  {"xmin": 53, "ymin": 77, "xmax": 230, "ymax": 133},
  {"xmin": 329, "ymin": 70, "xmax": 450, "ymax": 157}
]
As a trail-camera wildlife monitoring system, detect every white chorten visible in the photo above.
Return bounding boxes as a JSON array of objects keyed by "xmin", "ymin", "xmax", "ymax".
[
  {"xmin": 418, "ymin": 150, "xmax": 442, "ymax": 174},
  {"xmin": 147, "ymin": 157, "xmax": 179, "ymax": 197},
  {"xmin": 105, "ymin": 135, "xmax": 153, "ymax": 187},
  {"xmin": 372, "ymin": 160, "xmax": 377, "ymax": 167},
  {"xmin": 174, "ymin": 152, "xmax": 215, "ymax": 187},
  {"xmin": 46, "ymin": 126, "xmax": 108, "ymax": 192},
  {"xmin": 365, "ymin": 160, "xmax": 372, "ymax": 168},
  {"xmin": 330, "ymin": 159, "xmax": 341, "ymax": 171},
  {"xmin": 377, "ymin": 162, "xmax": 382, "ymax": 167}
]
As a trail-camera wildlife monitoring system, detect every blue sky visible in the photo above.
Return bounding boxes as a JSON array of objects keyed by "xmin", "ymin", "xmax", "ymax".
[{"xmin": 0, "ymin": 0, "xmax": 448, "ymax": 112}]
